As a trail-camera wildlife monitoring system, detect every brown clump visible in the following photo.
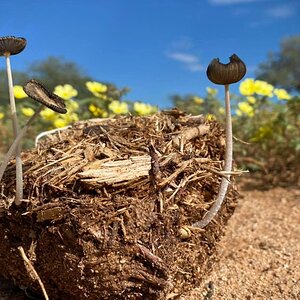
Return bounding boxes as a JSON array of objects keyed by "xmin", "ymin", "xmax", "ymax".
[{"xmin": 0, "ymin": 111, "xmax": 238, "ymax": 299}]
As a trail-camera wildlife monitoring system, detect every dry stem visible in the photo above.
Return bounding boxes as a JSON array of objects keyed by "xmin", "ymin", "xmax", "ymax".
[
  {"xmin": 193, "ymin": 84, "xmax": 232, "ymax": 228},
  {"xmin": 5, "ymin": 54, "xmax": 23, "ymax": 204},
  {"xmin": 18, "ymin": 246, "xmax": 49, "ymax": 300},
  {"xmin": 0, "ymin": 107, "xmax": 42, "ymax": 185}
]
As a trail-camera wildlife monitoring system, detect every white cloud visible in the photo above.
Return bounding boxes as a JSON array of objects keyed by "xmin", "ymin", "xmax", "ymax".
[
  {"xmin": 267, "ymin": 5, "xmax": 295, "ymax": 18},
  {"xmin": 209, "ymin": 0, "xmax": 262, "ymax": 5},
  {"xmin": 167, "ymin": 52, "xmax": 199, "ymax": 64},
  {"xmin": 167, "ymin": 52, "xmax": 204, "ymax": 72}
]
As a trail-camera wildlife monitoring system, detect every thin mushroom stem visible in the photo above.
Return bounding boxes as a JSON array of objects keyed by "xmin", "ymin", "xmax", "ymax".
[
  {"xmin": 35, "ymin": 126, "xmax": 71, "ymax": 147},
  {"xmin": 224, "ymin": 84, "xmax": 233, "ymax": 172},
  {"xmin": 5, "ymin": 53, "xmax": 23, "ymax": 205},
  {"xmin": 193, "ymin": 84, "xmax": 232, "ymax": 228},
  {"xmin": 0, "ymin": 106, "xmax": 43, "ymax": 188}
]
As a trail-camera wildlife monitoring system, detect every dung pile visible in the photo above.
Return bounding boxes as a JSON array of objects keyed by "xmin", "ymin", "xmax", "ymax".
[{"xmin": 0, "ymin": 110, "xmax": 238, "ymax": 299}]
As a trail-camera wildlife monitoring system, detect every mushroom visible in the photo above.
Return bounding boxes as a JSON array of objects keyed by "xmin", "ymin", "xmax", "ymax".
[
  {"xmin": 0, "ymin": 36, "xmax": 27, "ymax": 204},
  {"xmin": 0, "ymin": 80, "xmax": 67, "ymax": 201},
  {"xmin": 193, "ymin": 54, "xmax": 246, "ymax": 228}
]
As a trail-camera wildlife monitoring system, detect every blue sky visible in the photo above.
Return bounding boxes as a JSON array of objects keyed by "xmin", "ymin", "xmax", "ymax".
[{"xmin": 1, "ymin": 0, "xmax": 299, "ymax": 107}]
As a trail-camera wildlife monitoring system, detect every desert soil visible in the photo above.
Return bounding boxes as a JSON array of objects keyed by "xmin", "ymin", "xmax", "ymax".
[
  {"xmin": 184, "ymin": 180, "xmax": 300, "ymax": 300},
  {"xmin": 1, "ymin": 181, "xmax": 299, "ymax": 300}
]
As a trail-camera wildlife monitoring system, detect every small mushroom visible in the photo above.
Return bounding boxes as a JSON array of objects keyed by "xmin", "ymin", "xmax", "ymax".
[
  {"xmin": 0, "ymin": 80, "xmax": 67, "ymax": 200},
  {"xmin": 0, "ymin": 36, "xmax": 27, "ymax": 56},
  {"xmin": 193, "ymin": 54, "xmax": 246, "ymax": 228},
  {"xmin": 206, "ymin": 54, "xmax": 246, "ymax": 85},
  {"xmin": 0, "ymin": 36, "xmax": 27, "ymax": 204},
  {"xmin": 23, "ymin": 79, "xmax": 67, "ymax": 114}
]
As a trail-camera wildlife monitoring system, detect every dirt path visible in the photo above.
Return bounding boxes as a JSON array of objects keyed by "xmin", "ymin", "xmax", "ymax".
[
  {"xmin": 185, "ymin": 184, "xmax": 300, "ymax": 300},
  {"xmin": 1, "ymin": 185, "xmax": 300, "ymax": 300}
]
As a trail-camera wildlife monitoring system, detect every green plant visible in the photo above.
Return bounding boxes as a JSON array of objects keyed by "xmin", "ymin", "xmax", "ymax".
[
  {"xmin": 171, "ymin": 77, "xmax": 299, "ymax": 185},
  {"xmin": 0, "ymin": 80, "xmax": 67, "ymax": 188},
  {"xmin": 12, "ymin": 80, "xmax": 158, "ymax": 132},
  {"xmin": 232, "ymin": 79, "xmax": 299, "ymax": 184}
]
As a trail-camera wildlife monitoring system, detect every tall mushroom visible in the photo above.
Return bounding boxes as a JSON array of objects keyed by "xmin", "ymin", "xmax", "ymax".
[
  {"xmin": 193, "ymin": 54, "xmax": 246, "ymax": 228},
  {"xmin": 0, "ymin": 80, "xmax": 67, "ymax": 199},
  {"xmin": 0, "ymin": 36, "xmax": 27, "ymax": 204}
]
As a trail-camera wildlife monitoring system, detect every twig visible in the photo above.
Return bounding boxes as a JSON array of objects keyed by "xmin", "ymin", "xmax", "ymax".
[
  {"xmin": 233, "ymin": 135, "xmax": 251, "ymax": 145},
  {"xmin": 172, "ymin": 124, "xmax": 210, "ymax": 148},
  {"xmin": 35, "ymin": 126, "xmax": 71, "ymax": 147},
  {"xmin": 158, "ymin": 160, "xmax": 190, "ymax": 188},
  {"xmin": 18, "ymin": 246, "xmax": 49, "ymax": 300}
]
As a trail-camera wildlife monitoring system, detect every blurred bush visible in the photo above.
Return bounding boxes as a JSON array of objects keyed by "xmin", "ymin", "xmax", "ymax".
[
  {"xmin": 0, "ymin": 81, "xmax": 157, "ymax": 153},
  {"xmin": 173, "ymin": 78, "xmax": 300, "ymax": 185},
  {"xmin": 233, "ymin": 79, "xmax": 300, "ymax": 184},
  {"xmin": 0, "ymin": 77, "xmax": 299, "ymax": 185}
]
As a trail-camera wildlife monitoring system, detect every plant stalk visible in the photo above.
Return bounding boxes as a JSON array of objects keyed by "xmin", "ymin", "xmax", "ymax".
[
  {"xmin": 193, "ymin": 84, "xmax": 232, "ymax": 228},
  {"xmin": 5, "ymin": 54, "xmax": 23, "ymax": 205},
  {"xmin": 0, "ymin": 106, "xmax": 43, "ymax": 191}
]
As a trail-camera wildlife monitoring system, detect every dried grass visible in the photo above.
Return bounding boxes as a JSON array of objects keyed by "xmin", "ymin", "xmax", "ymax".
[{"xmin": 0, "ymin": 110, "xmax": 238, "ymax": 299}]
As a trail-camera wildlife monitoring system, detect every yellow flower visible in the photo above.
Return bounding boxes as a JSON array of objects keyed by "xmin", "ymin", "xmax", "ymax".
[
  {"xmin": 251, "ymin": 126, "xmax": 273, "ymax": 142},
  {"xmin": 206, "ymin": 87, "xmax": 218, "ymax": 96},
  {"xmin": 247, "ymin": 96, "xmax": 256, "ymax": 104},
  {"xmin": 65, "ymin": 112, "xmax": 79, "ymax": 123},
  {"xmin": 54, "ymin": 84, "xmax": 78, "ymax": 100},
  {"xmin": 89, "ymin": 104, "xmax": 97, "ymax": 113},
  {"xmin": 53, "ymin": 118, "xmax": 69, "ymax": 128},
  {"xmin": 103, "ymin": 111, "xmax": 108, "ymax": 117},
  {"xmin": 192, "ymin": 96, "xmax": 204, "ymax": 104},
  {"xmin": 274, "ymin": 88, "xmax": 291, "ymax": 100},
  {"xmin": 0, "ymin": 112, "xmax": 4, "ymax": 120},
  {"xmin": 236, "ymin": 101, "xmax": 254, "ymax": 117},
  {"xmin": 21, "ymin": 107, "xmax": 35, "ymax": 117},
  {"xmin": 86, "ymin": 81, "xmax": 108, "ymax": 97},
  {"xmin": 133, "ymin": 102, "xmax": 156, "ymax": 115},
  {"xmin": 206, "ymin": 114, "xmax": 216, "ymax": 121},
  {"xmin": 254, "ymin": 80, "xmax": 273, "ymax": 97},
  {"xmin": 13, "ymin": 85, "xmax": 27, "ymax": 99},
  {"xmin": 218, "ymin": 107, "xmax": 225, "ymax": 115},
  {"xmin": 108, "ymin": 101, "xmax": 128, "ymax": 115},
  {"xmin": 40, "ymin": 108, "xmax": 57, "ymax": 121},
  {"xmin": 89, "ymin": 104, "xmax": 108, "ymax": 117},
  {"xmin": 66, "ymin": 99, "xmax": 79, "ymax": 111},
  {"xmin": 239, "ymin": 78, "xmax": 256, "ymax": 96}
]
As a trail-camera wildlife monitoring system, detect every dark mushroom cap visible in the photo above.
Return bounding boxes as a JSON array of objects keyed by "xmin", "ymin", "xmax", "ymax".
[
  {"xmin": 206, "ymin": 54, "xmax": 246, "ymax": 85},
  {"xmin": 23, "ymin": 80, "xmax": 67, "ymax": 114},
  {"xmin": 0, "ymin": 36, "xmax": 27, "ymax": 56}
]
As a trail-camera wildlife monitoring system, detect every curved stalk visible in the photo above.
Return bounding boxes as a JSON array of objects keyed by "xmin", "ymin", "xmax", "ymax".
[
  {"xmin": 0, "ymin": 106, "xmax": 43, "ymax": 193},
  {"xmin": 35, "ymin": 126, "xmax": 71, "ymax": 147},
  {"xmin": 5, "ymin": 54, "xmax": 23, "ymax": 205},
  {"xmin": 193, "ymin": 84, "xmax": 232, "ymax": 228}
]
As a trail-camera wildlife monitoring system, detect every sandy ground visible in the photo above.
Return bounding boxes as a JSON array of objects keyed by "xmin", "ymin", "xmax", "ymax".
[
  {"xmin": 184, "ymin": 183, "xmax": 300, "ymax": 300},
  {"xmin": 1, "ymin": 183, "xmax": 300, "ymax": 300}
]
